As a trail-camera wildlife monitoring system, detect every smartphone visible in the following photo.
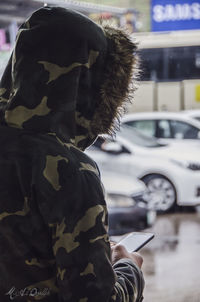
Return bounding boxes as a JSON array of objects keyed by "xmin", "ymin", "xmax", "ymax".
[{"xmin": 117, "ymin": 232, "xmax": 154, "ymax": 252}]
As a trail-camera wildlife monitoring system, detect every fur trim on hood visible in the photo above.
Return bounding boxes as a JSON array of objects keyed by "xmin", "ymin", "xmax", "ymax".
[{"xmin": 91, "ymin": 25, "xmax": 139, "ymax": 137}]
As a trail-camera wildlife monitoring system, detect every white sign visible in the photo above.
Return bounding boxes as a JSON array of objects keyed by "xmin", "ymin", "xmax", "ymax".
[{"xmin": 153, "ymin": 3, "xmax": 200, "ymax": 22}]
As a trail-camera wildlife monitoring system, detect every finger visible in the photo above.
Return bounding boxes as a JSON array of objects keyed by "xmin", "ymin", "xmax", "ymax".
[
  {"xmin": 131, "ymin": 252, "xmax": 143, "ymax": 267},
  {"xmin": 110, "ymin": 241, "xmax": 117, "ymax": 247}
]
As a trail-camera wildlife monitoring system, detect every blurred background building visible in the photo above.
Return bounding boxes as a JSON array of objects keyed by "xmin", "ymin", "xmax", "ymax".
[
  {"xmin": 0, "ymin": 0, "xmax": 150, "ymax": 51},
  {"xmin": 0, "ymin": 0, "xmax": 149, "ymax": 76}
]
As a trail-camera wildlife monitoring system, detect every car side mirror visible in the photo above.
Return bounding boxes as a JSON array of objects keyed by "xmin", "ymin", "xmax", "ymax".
[{"xmin": 101, "ymin": 141, "xmax": 123, "ymax": 154}]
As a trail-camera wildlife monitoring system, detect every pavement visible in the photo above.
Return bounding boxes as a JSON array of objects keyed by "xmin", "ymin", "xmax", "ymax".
[{"xmin": 140, "ymin": 211, "xmax": 200, "ymax": 302}]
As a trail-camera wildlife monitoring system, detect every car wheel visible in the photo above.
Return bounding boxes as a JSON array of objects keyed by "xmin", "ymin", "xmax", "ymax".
[{"xmin": 142, "ymin": 174, "xmax": 176, "ymax": 213}]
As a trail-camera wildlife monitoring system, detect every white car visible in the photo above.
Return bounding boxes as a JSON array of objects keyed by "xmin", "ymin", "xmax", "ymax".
[
  {"xmin": 86, "ymin": 126, "xmax": 200, "ymax": 212},
  {"xmin": 122, "ymin": 111, "xmax": 200, "ymax": 145},
  {"xmin": 101, "ymin": 172, "xmax": 156, "ymax": 235}
]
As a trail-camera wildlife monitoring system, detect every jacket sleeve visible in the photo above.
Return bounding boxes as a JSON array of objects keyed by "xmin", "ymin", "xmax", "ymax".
[{"xmin": 37, "ymin": 157, "xmax": 145, "ymax": 302}]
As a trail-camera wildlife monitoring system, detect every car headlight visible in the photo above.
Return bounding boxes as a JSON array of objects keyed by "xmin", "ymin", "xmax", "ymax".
[
  {"xmin": 106, "ymin": 193, "xmax": 135, "ymax": 207},
  {"xmin": 133, "ymin": 192, "xmax": 148, "ymax": 204},
  {"xmin": 171, "ymin": 159, "xmax": 200, "ymax": 171}
]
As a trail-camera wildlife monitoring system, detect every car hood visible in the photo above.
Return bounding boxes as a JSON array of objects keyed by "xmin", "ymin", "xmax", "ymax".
[
  {"xmin": 148, "ymin": 143, "xmax": 200, "ymax": 162},
  {"xmin": 101, "ymin": 172, "xmax": 146, "ymax": 196}
]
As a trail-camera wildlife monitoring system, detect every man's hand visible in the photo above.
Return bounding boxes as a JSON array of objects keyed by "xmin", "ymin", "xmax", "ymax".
[{"xmin": 111, "ymin": 244, "xmax": 143, "ymax": 269}]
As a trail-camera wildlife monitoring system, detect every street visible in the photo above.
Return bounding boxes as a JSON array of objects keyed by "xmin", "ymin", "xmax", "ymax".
[{"xmin": 141, "ymin": 210, "xmax": 200, "ymax": 302}]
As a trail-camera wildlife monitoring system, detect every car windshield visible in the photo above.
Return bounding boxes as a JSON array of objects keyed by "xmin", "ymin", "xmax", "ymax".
[{"xmin": 118, "ymin": 125, "xmax": 164, "ymax": 148}]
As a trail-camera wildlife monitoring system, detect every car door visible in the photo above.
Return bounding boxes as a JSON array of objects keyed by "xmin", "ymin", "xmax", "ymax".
[
  {"xmin": 169, "ymin": 120, "xmax": 200, "ymax": 143},
  {"xmin": 155, "ymin": 118, "xmax": 200, "ymax": 145},
  {"xmin": 155, "ymin": 119, "xmax": 173, "ymax": 144}
]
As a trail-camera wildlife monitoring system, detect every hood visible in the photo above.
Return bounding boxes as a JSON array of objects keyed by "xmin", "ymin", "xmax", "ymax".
[
  {"xmin": 0, "ymin": 6, "xmax": 138, "ymax": 150},
  {"xmin": 150, "ymin": 143, "xmax": 200, "ymax": 162},
  {"xmin": 101, "ymin": 172, "xmax": 146, "ymax": 196}
]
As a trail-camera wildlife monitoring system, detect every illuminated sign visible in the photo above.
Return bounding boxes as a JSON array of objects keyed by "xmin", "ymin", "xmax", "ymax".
[{"xmin": 151, "ymin": 0, "xmax": 200, "ymax": 31}]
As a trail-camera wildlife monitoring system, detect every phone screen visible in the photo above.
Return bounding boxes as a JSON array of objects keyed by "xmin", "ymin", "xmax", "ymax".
[{"xmin": 118, "ymin": 232, "xmax": 154, "ymax": 252}]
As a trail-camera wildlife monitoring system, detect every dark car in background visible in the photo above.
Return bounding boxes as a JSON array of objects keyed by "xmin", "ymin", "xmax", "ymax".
[{"xmin": 100, "ymin": 172, "xmax": 156, "ymax": 235}]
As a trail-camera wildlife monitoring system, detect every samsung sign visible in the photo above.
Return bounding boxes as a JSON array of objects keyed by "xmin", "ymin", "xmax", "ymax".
[{"xmin": 151, "ymin": 0, "xmax": 200, "ymax": 31}]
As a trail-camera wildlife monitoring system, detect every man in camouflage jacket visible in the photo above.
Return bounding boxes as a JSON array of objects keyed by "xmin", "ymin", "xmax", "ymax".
[{"xmin": 0, "ymin": 6, "xmax": 144, "ymax": 302}]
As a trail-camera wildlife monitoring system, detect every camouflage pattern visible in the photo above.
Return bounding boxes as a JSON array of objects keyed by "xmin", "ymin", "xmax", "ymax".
[{"xmin": 0, "ymin": 6, "xmax": 144, "ymax": 302}]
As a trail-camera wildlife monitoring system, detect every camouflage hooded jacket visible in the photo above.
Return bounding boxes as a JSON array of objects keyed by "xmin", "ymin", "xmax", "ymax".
[{"xmin": 0, "ymin": 6, "xmax": 144, "ymax": 302}]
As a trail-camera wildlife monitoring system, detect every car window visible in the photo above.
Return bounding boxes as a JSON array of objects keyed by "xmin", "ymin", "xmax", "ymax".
[
  {"xmin": 157, "ymin": 120, "xmax": 171, "ymax": 138},
  {"xmin": 125, "ymin": 120, "xmax": 156, "ymax": 137},
  {"xmin": 194, "ymin": 117, "xmax": 200, "ymax": 122},
  {"xmin": 170, "ymin": 120, "xmax": 199, "ymax": 139},
  {"xmin": 119, "ymin": 126, "xmax": 163, "ymax": 148}
]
